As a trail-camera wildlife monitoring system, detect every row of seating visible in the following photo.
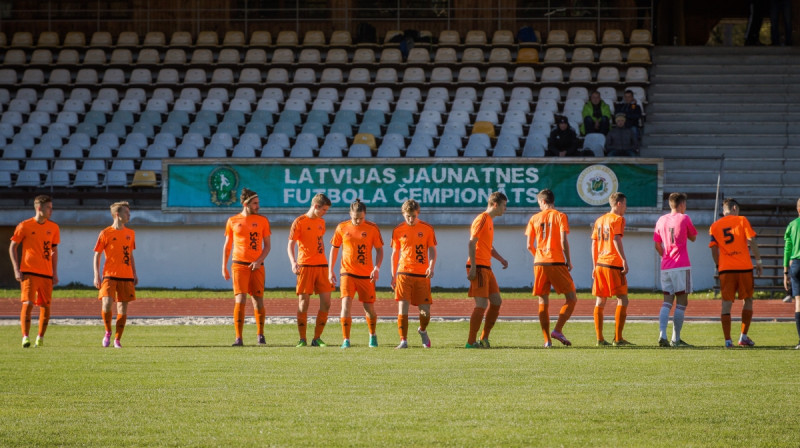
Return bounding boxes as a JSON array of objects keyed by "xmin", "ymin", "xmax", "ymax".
[
  {"xmin": 0, "ymin": 29, "xmax": 653, "ymax": 49},
  {"xmin": 0, "ymin": 65, "xmax": 649, "ymax": 88},
  {"xmin": 1, "ymin": 46, "xmax": 651, "ymax": 67}
]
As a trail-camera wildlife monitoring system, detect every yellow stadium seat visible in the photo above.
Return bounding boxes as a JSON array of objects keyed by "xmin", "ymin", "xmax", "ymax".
[{"xmin": 130, "ymin": 170, "xmax": 158, "ymax": 187}]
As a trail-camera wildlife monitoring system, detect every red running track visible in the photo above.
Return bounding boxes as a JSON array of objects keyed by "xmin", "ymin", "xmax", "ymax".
[{"xmin": 0, "ymin": 297, "xmax": 794, "ymax": 320}]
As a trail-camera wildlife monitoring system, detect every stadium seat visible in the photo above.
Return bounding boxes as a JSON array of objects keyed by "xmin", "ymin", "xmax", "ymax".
[
  {"xmin": 522, "ymin": 133, "xmax": 547, "ymax": 157},
  {"xmin": 598, "ymin": 47, "xmax": 623, "ymax": 64},
  {"xmin": 484, "ymin": 67, "xmax": 508, "ymax": 84},
  {"xmin": 583, "ymin": 133, "xmax": 606, "ymax": 157},
  {"xmin": 540, "ymin": 67, "xmax": 563, "ymax": 83},
  {"xmin": 597, "ymin": 66, "xmax": 621, "ymax": 84},
  {"xmin": 492, "ymin": 29, "xmax": 515, "ymax": 46},
  {"xmin": 513, "ymin": 66, "xmax": 536, "ymax": 83},
  {"xmin": 602, "ymin": 29, "xmax": 625, "ymax": 46},
  {"xmin": 516, "ymin": 48, "xmax": 538, "ymax": 63},
  {"xmin": 546, "ymin": 30, "xmax": 569, "ymax": 46},
  {"xmin": 571, "ymin": 47, "xmax": 595, "ymax": 64},
  {"xmin": 105, "ymin": 170, "xmax": 129, "ymax": 187},
  {"xmin": 203, "ymin": 143, "xmax": 228, "ymax": 158},
  {"xmin": 544, "ymin": 47, "xmax": 567, "ymax": 64},
  {"xmin": 249, "ymin": 31, "xmax": 272, "ymax": 47},
  {"xmin": 438, "ymin": 30, "xmax": 461, "ymax": 46},
  {"xmin": 330, "ymin": 30, "xmax": 352, "ymax": 46},
  {"xmin": 130, "ymin": 170, "xmax": 158, "ymax": 187},
  {"xmin": 629, "ymin": 29, "xmax": 653, "ymax": 46},
  {"xmin": 348, "ymin": 144, "xmax": 372, "ymax": 158}
]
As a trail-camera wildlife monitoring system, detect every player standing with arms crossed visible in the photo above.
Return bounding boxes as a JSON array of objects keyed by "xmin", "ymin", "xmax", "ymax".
[
  {"xmin": 709, "ymin": 198, "xmax": 762, "ymax": 347},
  {"xmin": 222, "ymin": 188, "xmax": 271, "ymax": 346},
  {"xmin": 783, "ymin": 198, "xmax": 800, "ymax": 350},
  {"xmin": 525, "ymin": 189, "xmax": 577, "ymax": 348},
  {"xmin": 93, "ymin": 201, "xmax": 138, "ymax": 348},
  {"xmin": 390, "ymin": 200, "xmax": 437, "ymax": 349},
  {"xmin": 591, "ymin": 192, "xmax": 631, "ymax": 346},
  {"xmin": 9, "ymin": 195, "xmax": 60, "ymax": 348},
  {"xmin": 465, "ymin": 192, "xmax": 509, "ymax": 349},
  {"xmin": 653, "ymin": 193, "xmax": 698, "ymax": 347},
  {"xmin": 329, "ymin": 199, "xmax": 384, "ymax": 349},
  {"xmin": 288, "ymin": 193, "xmax": 333, "ymax": 347}
]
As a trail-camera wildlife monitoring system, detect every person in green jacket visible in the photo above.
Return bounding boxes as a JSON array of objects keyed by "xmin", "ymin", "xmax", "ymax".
[
  {"xmin": 783, "ymin": 197, "xmax": 800, "ymax": 350},
  {"xmin": 581, "ymin": 91, "xmax": 613, "ymax": 136}
]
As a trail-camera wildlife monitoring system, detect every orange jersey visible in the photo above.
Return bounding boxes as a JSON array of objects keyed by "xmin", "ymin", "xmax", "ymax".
[
  {"xmin": 10, "ymin": 218, "xmax": 60, "ymax": 277},
  {"xmin": 709, "ymin": 215, "xmax": 757, "ymax": 272},
  {"xmin": 331, "ymin": 220, "xmax": 384, "ymax": 277},
  {"xmin": 391, "ymin": 220, "xmax": 437, "ymax": 275},
  {"xmin": 289, "ymin": 214, "xmax": 327, "ymax": 265},
  {"xmin": 467, "ymin": 212, "xmax": 494, "ymax": 267},
  {"xmin": 94, "ymin": 226, "xmax": 136, "ymax": 279},
  {"xmin": 592, "ymin": 212, "xmax": 626, "ymax": 267},
  {"xmin": 225, "ymin": 214, "xmax": 271, "ymax": 263},
  {"xmin": 525, "ymin": 208, "xmax": 569, "ymax": 264}
]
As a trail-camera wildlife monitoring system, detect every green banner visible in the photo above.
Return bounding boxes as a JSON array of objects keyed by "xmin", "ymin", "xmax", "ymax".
[{"xmin": 163, "ymin": 160, "xmax": 662, "ymax": 211}]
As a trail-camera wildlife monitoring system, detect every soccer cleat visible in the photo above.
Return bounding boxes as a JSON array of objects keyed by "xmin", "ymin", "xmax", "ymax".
[
  {"xmin": 340, "ymin": 339, "xmax": 351, "ymax": 349},
  {"xmin": 670, "ymin": 339, "xmax": 692, "ymax": 348},
  {"xmin": 596, "ymin": 339, "xmax": 611, "ymax": 346},
  {"xmin": 35, "ymin": 336, "xmax": 43, "ymax": 347},
  {"xmin": 418, "ymin": 328, "xmax": 431, "ymax": 348},
  {"xmin": 113, "ymin": 339, "xmax": 122, "ymax": 349},
  {"xmin": 795, "ymin": 343, "xmax": 800, "ymax": 350},
  {"xmin": 22, "ymin": 336, "xmax": 30, "ymax": 348},
  {"xmin": 232, "ymin": 338, "xmax": 244, "ymax": 347},
  {"xmin": 658, "ymin": 338, "xmax": 670, "ymax": 347},
  {"xmin": 296, "ymin": 339, "xmax": 307, "ymax": 347},
  {"xmin": 479, "ymin": 338, "xmax": 491, "ymax": 349},
  {"xmin": 103, "ymin": 332, "xmax": 112, "ymax": 348},
  {"xmin": 543, "ymin": 341, "xmax": 552, "ymax": 348},
  {"xmin": 395, "ymin": 339, "xmax": 408, "ymax": 349},
  {"xmin": 738, "ymin": 335, "xmax": 755, "ymax": 347},
  {"xmin": 311, "ymin": 338, "xmax": 327, "ymax": 347},
  {"xmin": 369, "ymin": 334, "xmax": 378, "ymax": 348},
  {"xmin": 724, "ymin": 339, "xmax": 734, "ymax": 348},
  {"xmin": 783, "ymin": 295, "xmax": 793, "ymax": 303},
  {"xmin": 551, "ymin": 330, "xmax": 572, "ymax": 346},
  {"xmin": 257, "ymin": 334, "xmax": 266, "ymax": 345},
  {"xmin": 612, "ymin": 339, "xmax": 633, "ymax": 346},
  {"xmin": 465, "ymin": 342, "xmax": 480, "ymax": 348}
]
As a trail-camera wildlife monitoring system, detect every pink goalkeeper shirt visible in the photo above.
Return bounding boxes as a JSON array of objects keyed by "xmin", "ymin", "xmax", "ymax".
[{"xmin": 653, "ymin": 212, "xmax": 698, "ymax": 270}]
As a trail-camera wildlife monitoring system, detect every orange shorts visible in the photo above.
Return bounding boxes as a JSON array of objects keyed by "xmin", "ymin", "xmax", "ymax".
[
  {"xmin": 341, "ymin": 274, "xmax": 376, "ymax": 303},
  {"xmin": 719, "ymin": 271, "xmax": 754, "ymax": 302},
  {"xmin": 296, "ymin": 265, "xmax": 334, "ymax": 295},
  {"xmin": 394, "ymin": 273, "xmax": 432, "ymax": 306},
  {"xmin": 20, "ymin": 273, "xmax": 53, "ymax": 307},
  {"xmin": 98, "ymin": 278, "xmax": 136, "ymax": 302},
  {"xmin": 592, "ymin": 265, "xmax": 628, "ymax": 298},
  {"xmin": 467, "ymin": 266, "xmax": 500, "ymax": 298},
  {"xmin": 533, "ymin": 264, "xmax": 576, "ymax": 296},
  {"xmin": 232, "ymin": 262, "xmax": 265, "ymax": 298}
]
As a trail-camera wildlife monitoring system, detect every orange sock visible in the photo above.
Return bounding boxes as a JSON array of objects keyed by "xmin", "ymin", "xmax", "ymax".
[
  {"xmin": 614, "ymin": 305, "xmax": 627, "ymax": 341},
  {"xmin": 341, "ymin": 316, "xmax": 352, "ymax": 339},
  {"xmin": 538, "ymin": 303, "xmax": 550, "ymax": 342},
  {"xmin": 721, "ymin": 313, "xmax": 732, "ymax": 340},
  {"xmin": 233, "ymin": 303, "xmax": 244, "ymax": 339},
  {"xmin": 254, "ymin": 307, "xmax": 265, "ymax": 336},
  {"xmin": 115, "ymin": 314, "xmax": 127, "ymax": 340},
  {"xmin": 419, "ymin": 313, "xmax": 430, "ymax": 332},
  {"xmin": 313, "ymin": 311, "xmax": 328, "ymax": 339},
  {"xmin": 468, "ymin": 307, "xmax": 485, "ymax": 344},
  {"xmin": 38, "ymin": 306, "xmax": 50, "ymax": 337},
  {"xmin": 365, "ymin": 316, "xmax": 377, "ymax": 335},
  {"xmin": 481, "ymin": 303, "xmax": 501, "ymax": 340},
  {"xmin": 554, "ymin": 300, "xmax": 576, "ymax": 333},
  {"xmin": 297, "ymin": 311, "xmax": 308, "ymax": 340},
  {"xmin": 20, "ymin": 302, "xmax": 32, "ymax": 337},
  {"xmin": 397, "ymin": 314, "xmax": 408, "ymax": 340},
  {"xmin": 593, "ymin": 306, "xmax": 604, "ymax": 341},
  {"xmin": 741, "ymin": 309, "xmax": 753, "ymax": 335},
  {"xmin": 102, "ymin": 311, "xmax": 113, "ymax": 333}
]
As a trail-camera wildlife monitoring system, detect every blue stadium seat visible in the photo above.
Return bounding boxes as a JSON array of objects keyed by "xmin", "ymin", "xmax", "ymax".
[{"xmin": 348, "ymin": 144, "xmax": 372, "ymax": 158}]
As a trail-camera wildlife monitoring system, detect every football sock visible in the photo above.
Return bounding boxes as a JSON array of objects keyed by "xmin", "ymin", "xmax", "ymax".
[
  {"xmin": 554, "ymin": 300, "xmax": 575, "ymax": 333},
  {"xmin": 467, "ymin": 307, "xmax": 485, "ymax": 344},
  {"xmin": 538, "ymin": 303, "xmax": 550, "ymax": 342},
  {"xmin": 115, "ymin": 314, "xmax": 127, "ymax": 340},
  {"xmin": 398, "ymin": 314, "xmax": 408, "ymax": 340},
  {"xmin": 21, "ymin": 302, "xmax": 33, "ymax": 337},
  {"xmin": 254, "ymin": 306, "xmax": 265, "ymax": 336},
  {"xmin": 419, "ymin": 313, "xmax": 430, "ymax": 332},
  {"xmin": 365, "ymin": 316, "xmax": 377, "ymax": 335},
  {"xmin": 614, "ymin": 305, "xmax": 627, "ymax": 341},
  {"xmin": 741, "ymin": 308, "xmax": 753, "ymax": 335},
  {"xmin": 721, "ymin": 313, "xmax": 732, "ymax": 341},
  {"xmin": 102, "ymin": 311, "xmax": 113, "ymax": 333},
  {"xmin": 673, "ymin": 304, "xmax": 686, "ymax": 342},
  {"xmin": 313, "ymin": 311, "xmax": 328, "ymax": 339},
  {"xmin": 297, "ymin": 311, "xmax": 308, "ymax": 340},
  {"xmin": 481, "ymin": 303, "xmax": 501, "ymax": 340},
  {"xmin": 233, "ymin": 303, "xmax": 244, "ymax": 339},
  {"xmin": 658, "ymin": 302, "xmax": 672, "ymax": 340},
  {"xmin": 593, "ymin": 306, "xmax": 604, "ymax": 341},
  {"xmin": 795, "ymin": 312, "xmax": 800, "ymax": 340},
  {"xmin": 38, "ymin": 306, "xmax": 50, "ymax": 337},
  {"xmin": 341, "ymin": 317, "xmax": 352, "ymax": 340}
]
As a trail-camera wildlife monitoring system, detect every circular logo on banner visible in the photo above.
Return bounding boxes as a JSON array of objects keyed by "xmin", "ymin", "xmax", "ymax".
[
  {"xmin": 208, "ymin": 166, "xmax": 240, "ymax": 206},
  {"xmin": 576, "ymin": 165, "xmax": 619, "ymax": 206}
]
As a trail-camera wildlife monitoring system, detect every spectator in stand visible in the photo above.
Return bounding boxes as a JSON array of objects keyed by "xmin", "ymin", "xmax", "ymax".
[
  {"xmin": 615, "ymin": 90, "xmax": 644, "ymax": 142},
  {"xmin": 770, "ymin": 0, "xmax": 792, "ymax": 46},
  {"xmin": 605, "ymin": 114, "xmax": 639, "ymax": 157},
  {"xmin": 547, "ymin": 116, "xmax": 580, "ymax": 157},
  {"xmin": 581, "ymin": 91, "xmax": 612, "ymax": 136}
]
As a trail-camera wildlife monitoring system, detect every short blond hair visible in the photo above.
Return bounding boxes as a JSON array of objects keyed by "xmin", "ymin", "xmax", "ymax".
[
  {"xmin": 488, "ymin": 191, "xmax": 508, "ymax": 206},
  {"xmin": 312, "ymin": 193, "xmax": 332, "ymax": 207},
  {"xmin": 609, "ymin": 192, "xmax": 626, "ymax": 206},
  {"xmin": 668, "ymin": 192, "xmax": 687, "ymax": 209},
  {"xmin": 401, "ymin": 199, "xmax": 420, "ymax": 214},
  {"xmin": 110, "ymin": 201, "xmax": 130, "ymax": 216},
  {"xmin": 34, "ymin": 195, "xmax": 52, "ymax": 208},
  {"xmin": 350, "ymin": 199, "xmax": 366, "ymax": 214}
]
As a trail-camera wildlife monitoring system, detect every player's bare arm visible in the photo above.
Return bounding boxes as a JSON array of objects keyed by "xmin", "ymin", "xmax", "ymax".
[
  {"xmin": 467, "ymin": 238, "xmax": 478, "ymax": 280},
  {"xmin": 613, "ymin": 235, "xmax": 628, "ymax": 274},
  {"xmin": 251, "ymin": 235, "xmax": 271, "ymax": 271},
  {"xmin": 9, "ymin": 240, "xmax": 22, "ymax": 282},
  {"xmin": 390, "ymin": 246, "xmax": 400, "ymax": 289},
  {"xmin": 491, "ymin": 247, "xmax": 508, "ymax": 269},
  {"xmin": 222, "ymin": 235, "xmax": 232, "ymax": 280},
  {"xmin": 562, "ymin": 231, "xmax": 573, "ymax": 271},
  {"xmin": 287, "ymin": 240, "xmax": 300, "ymax": 274},
  {"xmin": 749, "ymin": 237, "xmax": 763, "ymax": 277},
  {"xmin": 371, "ymin": 247, "xmax": 383, "ymax": 283},
  {"xmin": 426, "ymin": 246, "xmax": 437, "ymax": 279},
  {"xmin": 328, "ymin": 246, "xmax": 339, "ymax": 285},
  {"xmin": 93, "ymin": 251, "xmax": 103, "ymax": 289}
]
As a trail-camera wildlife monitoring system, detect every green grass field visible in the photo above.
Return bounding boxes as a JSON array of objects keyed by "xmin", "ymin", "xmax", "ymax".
[{"xmin": 1, "ymin": 321, "xmax": 798, "ymax": 447}]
